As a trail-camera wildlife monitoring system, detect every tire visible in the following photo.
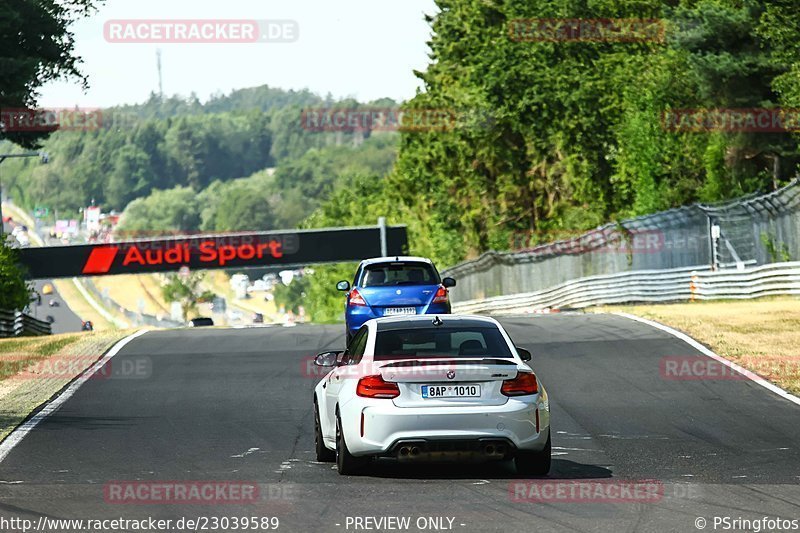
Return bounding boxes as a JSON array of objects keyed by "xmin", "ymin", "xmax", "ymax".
[
  {"xmin": 314, "ymin": 400, "xmax": 335, "ymax": 462},
  {"xmin": 515, "ymin": 431, "xmax": 551, "ymax": 476},
  {"xmin": 335, "ymin": 412, "xmax": 369, "ymax": 475},
  {"xmin": 345, "ymin": 330, "xmax": 353, "ymax": 348}
]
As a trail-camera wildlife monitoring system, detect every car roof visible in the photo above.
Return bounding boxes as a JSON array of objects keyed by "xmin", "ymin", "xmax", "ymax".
[
  {"xmin": 359, "ymin": 256, "xmax": 435, "ymax": 267},
  {"xmin": 371, "ymin": 314, "xmax": 500, "ymax": 332}
]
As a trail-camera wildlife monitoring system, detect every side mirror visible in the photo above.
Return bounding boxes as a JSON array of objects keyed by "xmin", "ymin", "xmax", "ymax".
[
  {"xmin": 442, "ymin": 277, "xmax": 456, "ymax": 288},
  {"xmin": 336, "ymin": 280, "xmax": 350, "ymax": 292},
  {"xmin": 516, "ymin": 347, "xmax": 532, "ymax": 362},
  {"xmin": 314, "ymin": 351, "xmax": 343, "ymax": 367}
]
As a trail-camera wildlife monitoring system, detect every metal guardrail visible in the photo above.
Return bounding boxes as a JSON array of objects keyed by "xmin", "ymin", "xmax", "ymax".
[
  {"xmin": 451, "ymin": 261, "xmax": 800, "ymax": 314},
  {"xmin": 0, "ymin": 309, "xmax": 53, "ymax": 337},
  {"xmin": 443, "ymin": 179, "xmax": 800, "ymax": 304}
]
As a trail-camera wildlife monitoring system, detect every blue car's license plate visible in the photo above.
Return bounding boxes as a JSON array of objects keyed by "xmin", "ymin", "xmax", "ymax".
[{"xmin": 384, "ymin": 307, "xmax": 416, "ymax": 316}]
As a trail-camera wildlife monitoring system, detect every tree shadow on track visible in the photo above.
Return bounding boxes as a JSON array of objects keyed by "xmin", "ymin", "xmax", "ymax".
[{"xmin": 358, "ymin": 458, "xmax": 612, "ymax": 480}]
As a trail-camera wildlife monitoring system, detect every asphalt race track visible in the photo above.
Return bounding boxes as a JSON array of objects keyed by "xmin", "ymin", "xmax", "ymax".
[
  {"xmin": 30, "ymin": 280, "xmax": 84, "ymax": 334},
  {"xmin": 0, "ymin": 314, "xmax": 798, "ymax": 532}
]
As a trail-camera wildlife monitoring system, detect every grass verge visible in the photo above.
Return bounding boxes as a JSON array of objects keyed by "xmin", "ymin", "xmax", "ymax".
[
  {"xmin": 92, "ymin": 274, "xmax": 170, "ymax": 316},
  {"xmin": 0, "ymin": 330, "xmax": 135, "ymax": 442},
  {"xmin": 599, "ymin": 297, "xmax": 800, "ymax": 396}
]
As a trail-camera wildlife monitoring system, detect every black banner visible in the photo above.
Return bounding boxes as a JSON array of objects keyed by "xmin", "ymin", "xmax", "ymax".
[{"xmin": 19, "ymin": 226, "xmax": 408, "ymax": 279}]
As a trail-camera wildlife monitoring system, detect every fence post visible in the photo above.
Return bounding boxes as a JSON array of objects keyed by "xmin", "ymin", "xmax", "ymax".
[
  {"xmin": 378, "ymin": 217, "xmax": 388, "ymax": 257},
  {"xmin": 708, "ymin": 217, "xmax": 720, "ymax": 271}
]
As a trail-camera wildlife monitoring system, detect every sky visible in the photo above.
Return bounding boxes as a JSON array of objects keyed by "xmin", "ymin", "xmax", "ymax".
[{"xmin": 38, "ymin": 0, "xmax": 438, "ymax": 108}]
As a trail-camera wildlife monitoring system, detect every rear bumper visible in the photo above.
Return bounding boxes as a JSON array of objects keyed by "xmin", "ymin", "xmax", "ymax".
[
  {"xmin": 342, "ymin": 396, "xmax": 549, "ymax": 456},
  {"xmin": 386, "ymin": 437, "xmax": 517, "ymax": 462}
]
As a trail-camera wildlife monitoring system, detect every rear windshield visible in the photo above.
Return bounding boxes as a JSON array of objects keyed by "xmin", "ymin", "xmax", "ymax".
[
  {"xmin": 361, "ymin": 262, "xmax": 439, "ymax": 287},
  {"xmin": 373, "ymin": 326, "xmax": 513, "ymax": 360}
]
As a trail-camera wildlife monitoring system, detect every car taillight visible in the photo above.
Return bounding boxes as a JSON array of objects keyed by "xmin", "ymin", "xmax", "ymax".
[
  {"xmin": 348, "ymin": 288, "xmax": 367, "ymax": 307},
  {"xmin": 356, "ymin": 375, "xmax": 400, "ymax": 398},
  {"xmin": 432, "ymin": 285, "xmax": 449, "ymax": 304},
  {"xmin": 501, "ymin": 372, "xmax": 539, "ymax": 396}
]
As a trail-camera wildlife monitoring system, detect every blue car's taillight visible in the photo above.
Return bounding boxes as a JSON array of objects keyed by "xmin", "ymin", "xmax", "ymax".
[
  {"xmin": 348, "ymin": 288, "xmax": 367, "ymax": 307},
  {"xmin": 432, "ymin": 285, "xmax": 448, "ymax": 304}
]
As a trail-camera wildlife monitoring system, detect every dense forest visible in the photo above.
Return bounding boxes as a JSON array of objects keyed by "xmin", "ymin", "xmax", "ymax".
[
  {"xmin": 6, "ymin": 0, "xmax": 800, "ymax": 320},
  {"xmin": 302, "ymin": 0, "xmax": 800, "ymax": 269},
  {"xmin": 1, "ymin": 87, "xmax": 398, "ymax": 230},
  {"xmin": 288, "ymin": 0, "xmax": 800, "ymax": 319}
]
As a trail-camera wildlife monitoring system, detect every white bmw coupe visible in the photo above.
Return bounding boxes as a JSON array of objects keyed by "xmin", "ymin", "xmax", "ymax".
[{"xmin": 312, "ymin": 315, "xmax": 551, "ymax": 475}]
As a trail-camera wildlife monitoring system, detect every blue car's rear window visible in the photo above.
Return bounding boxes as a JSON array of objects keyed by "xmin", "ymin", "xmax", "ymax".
[{"xmin": 361, "ymin": 262, "xmax": 439, "ymax": 287}]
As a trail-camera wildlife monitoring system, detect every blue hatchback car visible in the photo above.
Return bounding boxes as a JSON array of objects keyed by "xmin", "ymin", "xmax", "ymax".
[{"xmin": 337, "ymin": 256, "xmax": 456, "ymax": 345}]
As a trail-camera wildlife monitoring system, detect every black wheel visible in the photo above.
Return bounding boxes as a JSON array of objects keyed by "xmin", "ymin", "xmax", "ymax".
[
  {"xmin": 314, "ymin": 400, "xmax": 335, "ymax": 462},
  {"xmin": 515, "ymin": 431, "xmax": 551, "ymax": 476},
  {"xmin": 335, "ymin": 413, "xmax": 369, "ymax": 475}
]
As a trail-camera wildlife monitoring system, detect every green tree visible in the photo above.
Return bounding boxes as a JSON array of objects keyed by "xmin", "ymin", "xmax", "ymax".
[
  {"xmin": 160, "ymin": 272, "xmax": 215, "ymax": 320},
  {"xmin": 272, "ymin": 274, "xmax": 310, "ymax": 315},
  {"xmin": 116, "ymin": 186, "xmax": 201, "ymax": 236},
  {"xmin": 0, "ymin": 0, "xmax": 100, "ymax": 148},
  {"xmin": 209, "ymin": 181, "xmax": 275, "ymax": 232},
  {"xmin": 0, "ymin": 241, "xmax": 31, "ymax": 311}
]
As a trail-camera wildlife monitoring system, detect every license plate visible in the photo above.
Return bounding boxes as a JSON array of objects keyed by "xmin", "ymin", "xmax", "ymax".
[
  {"xmin": 421, "ymin": 384, "xmax": 481, "ymax": 398},
  {"xmin": 384, "ymin": 307, "xmax": 416, "ymax": 316}
]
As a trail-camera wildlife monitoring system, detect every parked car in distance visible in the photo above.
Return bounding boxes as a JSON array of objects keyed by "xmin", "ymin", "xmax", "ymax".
[{"xmin": 189, "ymin": 317, "xmax": 214, "ymax": 327}]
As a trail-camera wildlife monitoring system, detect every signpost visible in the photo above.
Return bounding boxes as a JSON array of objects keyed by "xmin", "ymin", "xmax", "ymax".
[{"xmin": 17, "ymin": 225, "xmax": 408, "ymax": 279}]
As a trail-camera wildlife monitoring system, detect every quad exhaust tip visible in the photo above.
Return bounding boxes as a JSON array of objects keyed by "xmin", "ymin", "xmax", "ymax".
[
  {"xmin": 397, "ymin": 445, "xmax": 423, "ymax": 458},
  {"xmin": 483, "ymin": 443, "xmax": 507, "ymax": 456},
  {"xmin": 396, "ymin": 442, "xmax": 509, "ymax": 459}
]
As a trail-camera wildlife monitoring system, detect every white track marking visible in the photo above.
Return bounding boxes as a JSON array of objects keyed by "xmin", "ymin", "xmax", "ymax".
[
  {"xmin": 614, "ymin": 312, "xmax": 800, "ymax": 407},
  {"xmin": 0, "ymin": 329, "xmax": 149, "ymax": 464}
]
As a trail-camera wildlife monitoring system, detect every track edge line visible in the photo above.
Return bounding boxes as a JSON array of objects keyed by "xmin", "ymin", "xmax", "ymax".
[
  {"xmin": 0, "ymin": 329, "xmax": 150, "ymax": 464},
  {"xmin": 612, "ymin": 311, "xmax": 800, "ymax": 407}
]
